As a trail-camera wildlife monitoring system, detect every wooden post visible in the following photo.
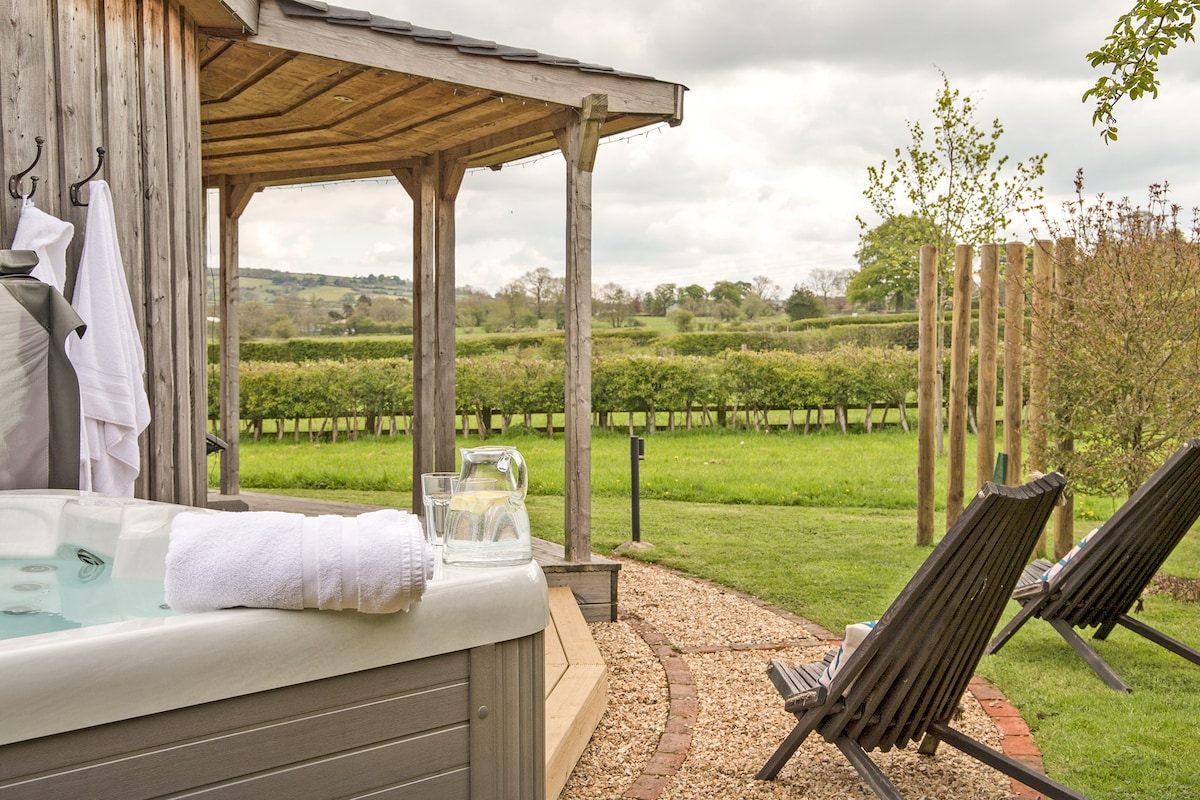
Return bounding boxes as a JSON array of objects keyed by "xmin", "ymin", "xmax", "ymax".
[
  {"xmin": 1003, "ymin": 242, "xmax": 1025, "ymax": 485},
  {"xmin": 946, "ymin": 244, "xmax": 973, "ymax": 527},
  {"xmin": 917, "ymin": 245, "xmax": 938, "ymax": 546},
  {"xmin": 396, "ymin": 161, "xmax": 437, "ymax": 512},
  {"xmin": 435, "ymin": 157, "xmax": 466, "ymax": 474},
  {"xmin": 1028, "ymin": 240, "xmax": 1054, "ymax": 474},
  {"xmin": 556, "ymin": 95, "xmax": 606, "ymax": 562},
  {"xmin": 140, "ymin": 0, "xmax": 174, "ymax": 501},
  {"xmin": 218, "ymin": 179, "xmax": 257, "ymax": 496},
  {"xmin": 976, "ymin": 244, "xmax": 1000, "ymax": 490},
  {"xmin": 1053, "ymin": 237, "xmax": 1076, "ymax": 557},
  {"xmin": 1028, "ymin": 239, "xmax": 1054, "ymax": 554}
]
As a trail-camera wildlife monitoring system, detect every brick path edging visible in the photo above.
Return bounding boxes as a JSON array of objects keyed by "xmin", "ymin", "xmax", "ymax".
[
  {"xmin": 618, "ymin": 611, "xmax": 695, "ymax": 800},
  {"xmin": 614, "ymin": 605, "xmax": 1050, "ymax": 800}
]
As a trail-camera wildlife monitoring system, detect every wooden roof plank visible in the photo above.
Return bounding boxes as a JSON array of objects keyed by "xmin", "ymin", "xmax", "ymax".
[{"xmin": 251, "ymin": 0, "xmax": 683, "ymax": 118}]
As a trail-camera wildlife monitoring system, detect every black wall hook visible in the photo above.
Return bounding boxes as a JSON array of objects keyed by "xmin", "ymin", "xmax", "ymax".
[
  {"xmin": 70, "ymin": 146, "xmax": 106, "ymax": 206},
  {"xmin": 7, "ymin": 136, "xmax": 45, "ymax": 200}
]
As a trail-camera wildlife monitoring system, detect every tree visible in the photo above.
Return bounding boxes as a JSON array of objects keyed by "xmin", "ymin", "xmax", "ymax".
[
  {"xmin": 668, "ymin": 308, "xmax": 694, "ymax": 332},
  {"xmin": 519, "ymin": 267, "xmax": 562, "ymax": 319},
  {"xmin": 455, "ymin": 286, "xmax": 492, "ymax": 329},
  {"xmin": 741, "ymin": 294, "xmax": 771, "ymax": 320},
  {"xmin": 1085, "ymin": 1, "xmax": 1200, "ymax": 142},
  {"xmin": 805, "ymin": 267, "xmax": 852, "ymax": 311},
  {"xmin": 862, "ymin": 71, "xmax": 1046, "ymax": 458},
  {"xmin": 862, "ymin": 72, "xmax": 1046, "ymax": 269},
  {"xmin": 1041, "ymin": 177, "xmax": 1200, "ymax": 496},
  {"xmin": 370, "ymin": 297, "xmax": 412, "ymax": 325},
  {"xmin": 783, "ymin": 286, "xmax": 823, "ymax": 321},
  {"xmin": 595, "ymin": 282, "xmax": 633, "ymax": 328},
  {"xmin": 487, "ymin": 280, "xmax": 534, "ymax": 331},
  {"xmin": 709, "ymin": 280, "xmax": 747, "ymax": 306},
  {"xmin": 646, "ymin": 283, "xmax": 678, "ymax": 316},
  {"xmin": 749, "ymin": 274, "xmax": 781, "ymax": 306},
  {"xmin": 678, "ymin": 283, "xmax": 708, "ymax": 312},
  {"xmin": 848, "ymin": 214, "xmax": 941, "ymax": 311}
]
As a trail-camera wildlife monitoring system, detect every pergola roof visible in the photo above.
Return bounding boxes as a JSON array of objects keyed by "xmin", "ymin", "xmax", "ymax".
[{"xmin": 199, "ymin": 0, "xmax": 686, "ymax": 186}]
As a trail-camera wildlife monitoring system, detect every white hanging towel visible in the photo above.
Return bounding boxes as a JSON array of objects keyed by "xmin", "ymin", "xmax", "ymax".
[
  {"xmin": 11, "ymin": 198, "xmax": 73, "ymax": 293},
  {"xmin": 72, "ymin": 180, "xmax": 151, "ymax": 497}
]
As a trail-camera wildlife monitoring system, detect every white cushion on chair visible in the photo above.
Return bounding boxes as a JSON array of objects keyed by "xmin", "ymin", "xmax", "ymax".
[{"xmin": 818, "ymin": 620, "xmax": 877, "ymax": 691}]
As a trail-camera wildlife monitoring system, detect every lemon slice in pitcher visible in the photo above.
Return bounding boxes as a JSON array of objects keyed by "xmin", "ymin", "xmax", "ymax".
[{"xmin": 448, "ymin": 490, "xmax": 508, "ymax": 515}]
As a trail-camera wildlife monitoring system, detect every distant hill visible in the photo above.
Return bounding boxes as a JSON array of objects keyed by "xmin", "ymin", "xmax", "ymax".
[{"xmin": 206, "ymin": 267, "xmax": 413, "ymax": 303}]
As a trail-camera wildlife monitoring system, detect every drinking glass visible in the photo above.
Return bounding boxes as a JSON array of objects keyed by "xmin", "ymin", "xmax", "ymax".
[{"xmin": 420, "ymin": 472, "xmax": 459, "ymax": 548}]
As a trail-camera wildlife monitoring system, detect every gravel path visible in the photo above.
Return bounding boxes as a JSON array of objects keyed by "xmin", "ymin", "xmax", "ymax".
[{"xmin": 559, "ymin": 559, "xmax": 1028, "ymax": 800}]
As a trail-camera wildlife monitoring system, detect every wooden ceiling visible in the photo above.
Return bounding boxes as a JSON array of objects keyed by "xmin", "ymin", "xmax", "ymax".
[{"xmin": 198, "ymin": 1, "xmax": 685, "ymax": 187}]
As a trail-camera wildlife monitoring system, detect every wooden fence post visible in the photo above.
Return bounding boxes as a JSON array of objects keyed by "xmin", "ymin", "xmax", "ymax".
[
  {"xmin": 946, "ymin": 244, "xmax": 973, "ymax": 527},
  {"xmin": 1028, "ymin": 239, "xmax": 1054, "ymax": 554},
  {"xmin": 1003, "ymin": 242, "xmax": 1025, "ymax": 485},
  {"xmin": 976, "ymin": 244, "xmax": 1000, "ymax": 490},
  {"xmin": 917, "ymin": 245, "xmax": 938, "ymax": 546},
  {"xmin": 1053, "ymin": 237, "xmax": 1076, "ymax": 557}
]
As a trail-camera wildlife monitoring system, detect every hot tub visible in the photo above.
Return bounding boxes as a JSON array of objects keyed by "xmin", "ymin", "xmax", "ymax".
[{"xmin": 0, "ymin": 490, "xmax": 547, "ymax": 799}]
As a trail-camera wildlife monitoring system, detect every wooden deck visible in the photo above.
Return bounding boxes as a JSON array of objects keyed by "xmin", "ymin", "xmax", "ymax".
[{"xmin": 207, "ymin": 492, "xmax": 610, "ymax": 798}]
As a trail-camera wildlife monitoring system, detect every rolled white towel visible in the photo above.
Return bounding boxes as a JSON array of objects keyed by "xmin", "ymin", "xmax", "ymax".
[{"xmin": 165, "ymin": 509, "xmax": 433, "ymax": 614}]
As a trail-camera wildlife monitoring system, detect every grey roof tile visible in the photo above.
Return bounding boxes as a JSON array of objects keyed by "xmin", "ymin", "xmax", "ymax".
[{"xmin": 274, "ymin": 0, "xmax": 657, "ymax": 81}]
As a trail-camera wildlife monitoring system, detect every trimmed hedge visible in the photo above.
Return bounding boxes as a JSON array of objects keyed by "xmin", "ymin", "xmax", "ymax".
[
  {"xmin": 208, "ymin": 328, "xmax": 667, "ymax": 364},
  {"xmin": 210, "ymin": 346, "xmax": 994, "ymax": 437}
]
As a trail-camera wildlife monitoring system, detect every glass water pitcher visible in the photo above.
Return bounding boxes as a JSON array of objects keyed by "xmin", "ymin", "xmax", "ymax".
[{"xmin": 442, "ymin": 446, "xmax": 532, "ymax": 566}]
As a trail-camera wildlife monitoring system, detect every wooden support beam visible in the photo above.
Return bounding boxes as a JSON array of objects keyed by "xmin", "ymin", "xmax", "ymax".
[
  {"xmin": 576, "ymin": 94, "xmax": 608, "ymax": 173},
  {"xmin": 435, "ymin": 157, "xmax": 467, "ymax": 473},
  {"xmin": 396, "ymin": 161, "xmax": 437, "ymax": 510},
  {"xmin": 217, "ymin": 177, "xmax": 260, "ymax": 495},
  {"xmin": 556, "ymin": 111, "xmax": 595, "ymax": 563}
]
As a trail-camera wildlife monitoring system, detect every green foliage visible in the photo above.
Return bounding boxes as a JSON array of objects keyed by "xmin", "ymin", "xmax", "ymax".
[
  {"xmin": 860, "ymin": 70, "xmax": 1046, "ymax": 287},
  {"xmin": 783, "ymin": 286, "xmax": 823, "ymax": 321},
  {"xmin": 645, "ymin": 283, "xmax": 679, "ymax": 316},
  {"xmin": 234, "ymin": 429, "xmax": 1200, "ymax": 800},
  {"xmin": 209, "ymin": 329, "xmax": 662, "ymax": 364},
  {"xmin": 668, "ymin": 308, "xmax": 694, "ymax": 332},
  {"xmin": 217, "ymin": 348, "xmax": 928, "ymax": 433},
  {"xmin": 1042, "ymin": 179, "xmax": 1200, "ymax": 494},
  {"xmin": 663, "ymin": 322, "xmax": 922, "ymax": 354},
  {"xmin": 849, "ymin": 214, "xmax": 940, "ymax": 310},
  {"xmin": 1085, "ymin": 0, "xmax": 1200, "ymax": 142}
]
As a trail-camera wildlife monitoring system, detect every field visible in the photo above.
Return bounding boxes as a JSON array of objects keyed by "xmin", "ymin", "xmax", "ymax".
[{"xmin": 219, "ymin": 427, "xmax": 1200, "ymax": 800}]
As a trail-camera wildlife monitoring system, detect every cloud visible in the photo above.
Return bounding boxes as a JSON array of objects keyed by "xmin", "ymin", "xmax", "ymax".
[{"xmin": 232, "ymin": 0, "xmax": 1200, "ymax": 295}]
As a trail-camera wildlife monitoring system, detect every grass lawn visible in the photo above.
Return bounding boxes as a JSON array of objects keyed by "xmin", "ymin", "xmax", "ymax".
[{"xmin": 220, "ymin": 427, "xmax": 1200, "ymax": 800}]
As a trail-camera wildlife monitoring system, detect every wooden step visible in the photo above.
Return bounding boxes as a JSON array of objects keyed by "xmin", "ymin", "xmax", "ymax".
[{"xmin": 544, "ymin": 586, "xmax": 607, "ymax": 800}]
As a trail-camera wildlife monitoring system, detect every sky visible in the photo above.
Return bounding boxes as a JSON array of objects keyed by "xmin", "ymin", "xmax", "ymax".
[{"xmin": 224, "ymin": 0, "xmax": 1200, "ymax": 298}]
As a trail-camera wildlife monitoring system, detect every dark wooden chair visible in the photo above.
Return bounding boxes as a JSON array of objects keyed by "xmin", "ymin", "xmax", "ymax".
[
  {"xmin": 758, "ymin": 474, "xmax": 1087, "ymax": 800},
  {"xmin": 987, "ymin": 439, "xmax": 1200, "ymax": 693}
]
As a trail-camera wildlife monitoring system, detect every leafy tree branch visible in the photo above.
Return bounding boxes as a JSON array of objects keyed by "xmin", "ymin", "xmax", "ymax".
[{"xmin": 1085, "ymin": 0, "xmax": 1199, "ymax": 142}]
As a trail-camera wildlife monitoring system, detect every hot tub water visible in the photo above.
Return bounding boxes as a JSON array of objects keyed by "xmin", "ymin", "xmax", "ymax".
[{"xmin": 0, "ymin": 543, "xmax": 175, "ymax": 640}]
